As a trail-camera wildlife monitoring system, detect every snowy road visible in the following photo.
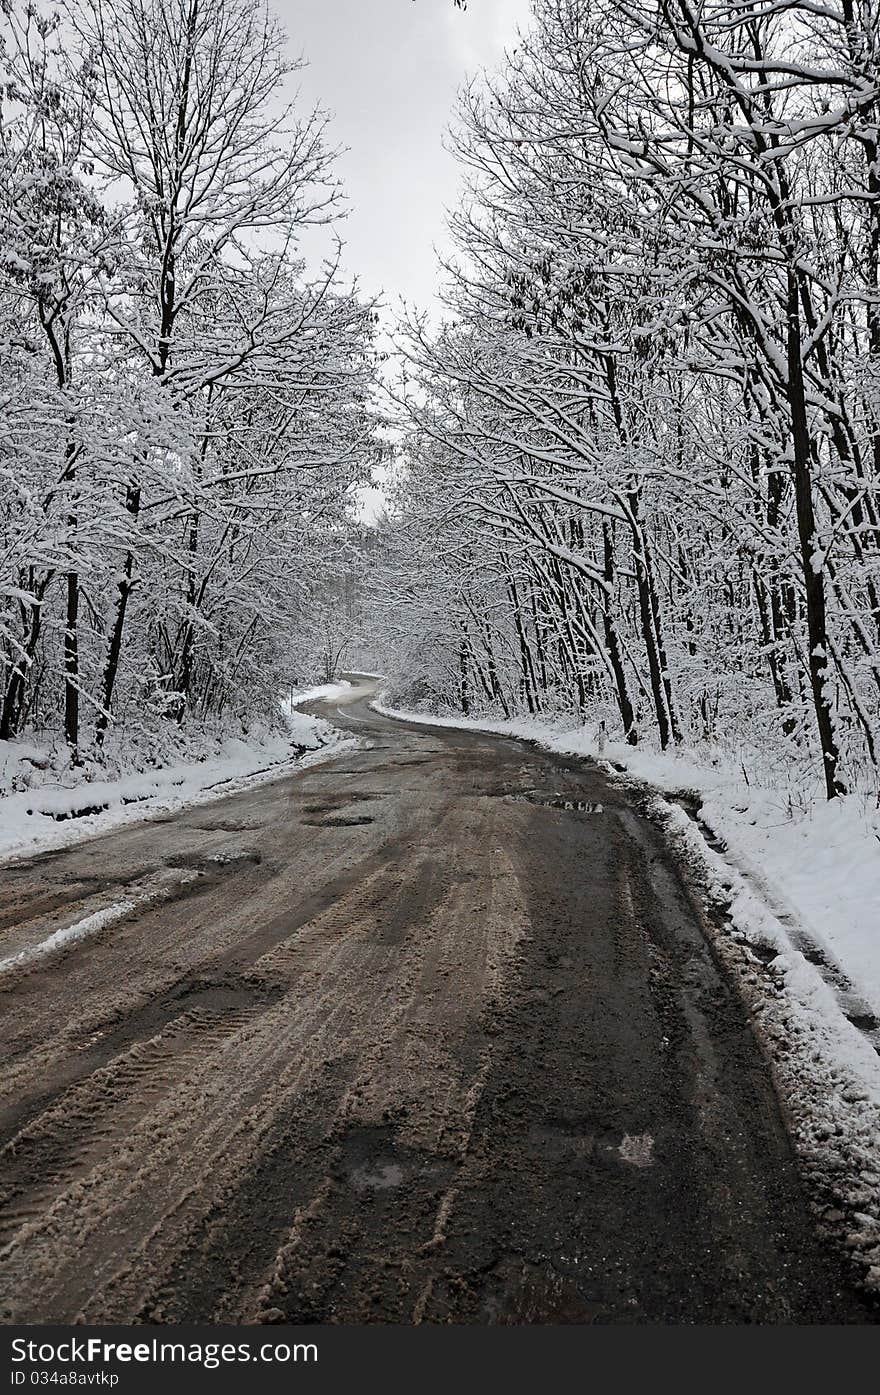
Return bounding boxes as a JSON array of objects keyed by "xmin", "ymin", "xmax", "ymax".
[{"xmin": 0, "ymin": 678, "xmax": 870, "ymax": 1322}]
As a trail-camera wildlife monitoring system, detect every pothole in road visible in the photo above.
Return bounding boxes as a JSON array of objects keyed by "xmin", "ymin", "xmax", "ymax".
[
  {"xmin": 190, "ymin": 819, "xmax": 260, "ymax": 834},
  {"xmin": 169, "ymin": 976, "xmax": 283, "ymax": 1016},
  {"xmin": 617, "ymin": 1132, "xmax": 655, "ymax": 1168},
  {"xmin": 531, "ymin": 1118, "xmax": 656, "ymax": 1170},
  {"xmin": 510, "ymin": 792, "xmax": 604, "ymax": 813},
  {"xmin": 338, "ymin": 1125, "xmax": 453, "ymax": 1199},
  {"xmin": 481, "ymin": 1257, "xmax": 607, "ymax": 1324},
  {"xmin": 164, "ymin": 849, "xmax": 263, "ymax": 873},
  {"xmin": 301, "ymin": 794, "xmax": 382, "ymax": 815},
  {"xmin": 302, "ymin": 815, "xmax": 375, "ymax": 828}
]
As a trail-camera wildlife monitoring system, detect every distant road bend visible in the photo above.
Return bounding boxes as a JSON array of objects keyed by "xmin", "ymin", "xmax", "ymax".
[{"xmin": 0, "ymin": 676, "xmax": 868, "ymax": 1323}]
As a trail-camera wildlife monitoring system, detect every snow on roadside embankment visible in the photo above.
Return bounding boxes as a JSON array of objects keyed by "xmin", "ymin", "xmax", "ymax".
[
  {"xmin": 374, "ymin": 695, "xmax": 880, "ymax": 1293},
  {"xmin": 286, "ymin": 679, "xmax": 356, "ymax": 707},
  {"xmin": 0, "ymin": 684, "xmax": 358, "ymax": 864}
]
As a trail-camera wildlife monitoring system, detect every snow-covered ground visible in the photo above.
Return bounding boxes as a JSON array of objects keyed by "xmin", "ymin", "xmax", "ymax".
[
  {"xmin": 375, "ymin": 695, "xmax": 880, "ymax": 1290},
  {"xmin": 286, "ymin": 679, "xmax": 354, "ymax": 706},
  {"xmin": 0, "ymin": 690, "xmax": 358, "ymax": 864}
]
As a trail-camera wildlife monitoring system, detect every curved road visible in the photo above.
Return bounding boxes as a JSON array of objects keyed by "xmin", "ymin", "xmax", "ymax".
[{"xmin": 0, "ymin": 678, "xmax": 868, "ymax": 1323}]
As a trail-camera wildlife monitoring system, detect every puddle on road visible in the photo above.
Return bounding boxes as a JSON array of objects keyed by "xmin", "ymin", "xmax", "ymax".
[
  {"xmin": 532, "ymin": 1118, "xmax": 656, "ymax": 1171},
  {"xmin": 165, "ymin": 849, "xmax": 262, "ymax": 873},
  {"xmin": 350, "ymin": 1161, "xmax": 406, "ymax": 1192},
  {"xmin": 510, "ymin": 792, "xmax": 604, "ymax": 814},
  {"xmin": 339, "ymin": 1125, "xmax": 453, "ymax": 1201}
]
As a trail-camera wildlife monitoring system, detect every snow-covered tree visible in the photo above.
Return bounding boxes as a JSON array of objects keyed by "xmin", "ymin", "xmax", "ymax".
[
  {"xmin": 0, "ymin": 0, "xmax": 379, "ymax": 770},
  {"xmin": 373, "ymin": 0, "xmax": 880, "ymax": 799}
]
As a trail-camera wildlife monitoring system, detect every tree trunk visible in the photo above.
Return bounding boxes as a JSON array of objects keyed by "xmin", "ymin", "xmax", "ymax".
[
  {"xmin": 603, "ymin": 521, "xmax": 637, "ymax": 744},
  {"xmin": 785, "ymin": 270, "xmax": 845, "ymax": 798},
  {"xmin": 628, "ymin": 491, "xmax": 672, "ymax": 748},
  {"xmin": 64, "ymin": 564, "xmax": 80, "ymax": 755},
  {"xmin": 96, "ymin": 486, "xmax": 141, "ymax": 746},
  {"xmin": 458, "ymin": 634, "xmax": 470, "ymax": 716}
]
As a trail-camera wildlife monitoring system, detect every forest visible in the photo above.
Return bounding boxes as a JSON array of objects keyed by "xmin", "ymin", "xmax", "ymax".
[
  {"xmin": 0, "ymin": 0, "xmax": 377, "ymax": 775},
  {"xmin": 376, "ymin": 0, "xmax": 880, "ymax": 803},
  {"xmin": 4, "ymin": 0, "xmax": 880, "ymax": 806},
  {"xmin": 2, "ymin": 0, "xmax": 880, "ymax": 1335}
]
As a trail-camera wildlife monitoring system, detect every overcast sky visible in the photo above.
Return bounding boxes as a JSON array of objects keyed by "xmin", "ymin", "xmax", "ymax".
[{"xmin": 276, "ymin": 0, "xmax": 531, "ymax": 315}]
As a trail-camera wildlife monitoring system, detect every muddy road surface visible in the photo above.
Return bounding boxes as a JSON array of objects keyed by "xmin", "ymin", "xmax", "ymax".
[{"xmin": 0, "ymin": 678, "xmax": 868, "ymax": 1323}]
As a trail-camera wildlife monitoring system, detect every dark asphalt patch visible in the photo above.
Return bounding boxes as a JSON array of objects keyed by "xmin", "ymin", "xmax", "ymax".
[{"xmin": 302, "ymin": 815, "xmax": 375, "ymax": 828}]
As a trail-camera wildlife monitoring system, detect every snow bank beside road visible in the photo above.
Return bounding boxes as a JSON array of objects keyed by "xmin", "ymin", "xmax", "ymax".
[
  {"xmin": 286, "ymin": 679, "xmax": 354, "ymax": 706},
  {"xmin": 0, "ymin": 700, "xmax": 356, "ymax": 864}
]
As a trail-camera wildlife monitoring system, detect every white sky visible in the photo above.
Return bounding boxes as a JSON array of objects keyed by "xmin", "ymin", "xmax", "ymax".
[{"xmin": 276, "ymin": 0, "xmax": 531, "ymax": 315}]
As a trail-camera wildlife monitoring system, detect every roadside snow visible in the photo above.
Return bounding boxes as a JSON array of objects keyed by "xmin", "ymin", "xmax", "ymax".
[
  {"xmin": 0, "ymin": 699, "xmax": 358, "ymax": 865},
  {"xmin": 0, "ymin": 898, "xmax": 138, "ymax": 975},
  {"xmin": 286, "ymin": 680, "xmax": 354, "ymax": 706},
  {"xmin": 0, "ymin": 863, "xmax": 214, "ymax": 974}
]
